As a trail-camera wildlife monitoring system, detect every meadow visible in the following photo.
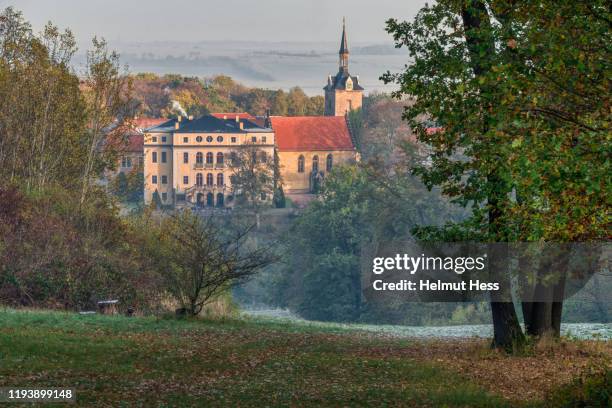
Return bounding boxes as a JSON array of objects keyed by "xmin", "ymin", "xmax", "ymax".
[{"xmin": 0, "ymin": 309, "xmax": 609, "ymax": 407}]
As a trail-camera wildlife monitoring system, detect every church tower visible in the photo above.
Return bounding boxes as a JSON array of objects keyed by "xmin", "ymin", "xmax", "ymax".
[{"xmin": 324, "ymin": 18, "xmax": 364, "ymax": 116}]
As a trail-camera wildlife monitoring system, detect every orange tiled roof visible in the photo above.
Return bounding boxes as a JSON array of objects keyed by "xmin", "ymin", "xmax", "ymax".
[
  {"xmin": 270, "ymin": 116, "xmax": 355, "ymax": 152},
  {"xmin": 124, "ymin": 118, "xmax": 166, "ymax": 152},
  {"xmin": 126, "ymin": 134, "xmax": 144, "ymax": 152}
]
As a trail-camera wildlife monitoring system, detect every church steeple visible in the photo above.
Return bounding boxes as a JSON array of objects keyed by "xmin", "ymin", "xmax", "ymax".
[
  {"xmin": 339, "ymin": 17, "xmax": 349, "ymax": 71},
  {"xmin": 324, "ymin": 17, "xmax": 363, "ymax": 116}
]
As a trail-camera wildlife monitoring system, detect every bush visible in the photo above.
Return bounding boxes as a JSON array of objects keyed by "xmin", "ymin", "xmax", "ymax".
[{"xmin": 547, "ymin": 366, "xmax": 611, "ymax": 407}]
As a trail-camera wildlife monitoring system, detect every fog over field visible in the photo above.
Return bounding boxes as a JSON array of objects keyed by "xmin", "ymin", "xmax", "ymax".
[
  {"xmin": 11, "ymin": 0, "xmax": 424, "ymax": 95},
  {"xmin": 70, "ymin": 40, "xmax": 410, "ymax": 95}
]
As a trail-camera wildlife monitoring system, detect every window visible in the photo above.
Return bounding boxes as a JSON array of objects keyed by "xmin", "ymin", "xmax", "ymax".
[
  {"xmin": 152, "ymin": 136, "xmax": 157, "ymax": 143},
  {"xmin": 216, "ymin": 152, "xmax": 224, "ymax": 164},
  {"xmin": 161, "ymin": 151, "xmax": 167, "ymax": 163},
  {"xmin": 206, "ymin": 173, "xmax": 213, "ymax": 186},
  {"xmin": 260, "ymin": 151, "xmax": 267, "ymax": 163},
  {"xmin": 183, "ymin": 152, "xmax": 189, "ymax": 164},
  {"xmin": 298, "ymin": 155, "xmax": 305, "ymax": 173},
  {"xmin": 152, "ymin": 175, "xmax": 158, "ymax": 184},
  {"xmin": 121, "ymin": 156, "xmax": 132, "ymax": 168},
  {"xmin": 251, "ymin": 136, "xmax": 257, "ymax": 143},
  {"xmin": 196, "ymin": 136, "xmax": 203, "ymax": 143},
  {"xmin": 231, "ymin": 137, "xmax": 237, "ymax": 143},
  {"xmin": 138, "ymin": 156, "xmax": 144, "ymax": 167},
  {"xmin": 206, "ymin": 136, "xmax": 213, "ymax": 142},
  {"xmin": 183, "ymin": 176, "xmax": 189, "ymax": 185},
  {"xmin": 217, "ymin": 136, "xmax": 224, "ymax": 142},
  {"xmin": 161, "ymin": 192, "xmax": 167, "ymax": 201},
  {"xmin": 152, "ymin": 151, "xmax": 158, "ymax": 163},
  {"xmin": 196, "ymin": 152, "xmax": 203, "ymax": 165},
  {"xmin": 183, "ymin": 137, "xmax": 188, "ymax": 143},
  {"xmin": 161, "ymin": 175, "xmax": 168, "ymax": 184},
  {"xmin": 206, "ymin": 152, "xmax": 213, "ymax": 164},
  {"xmin": 196, "ymin": 173, "xmax": 203, "ymax": 186},
  {"xmin": 312, "ymin": 155, "xmax": 319, "ymax": 173},
  {"xmin": 217, "ymin": 173, "xmax": 224, "ymax": 186},
  {"xmin": 230, "ymin": 152, "xmax": 237, "ymax": 165},
  {"xmin": 262, "ymin": 136, "xmax": 267, "ymax": 143},
  {"xmin": 326, "ymin": 154, "xmax": 333, "ymax": 172},
  {"xmin": 161, "ymin": 136, "xmax": 167, "ymax": 143}
]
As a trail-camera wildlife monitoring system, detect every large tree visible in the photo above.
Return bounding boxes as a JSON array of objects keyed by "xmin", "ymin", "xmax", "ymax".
[{"xmin": 384, "ymin": 0, "xmax": 609, "ymax": 349}]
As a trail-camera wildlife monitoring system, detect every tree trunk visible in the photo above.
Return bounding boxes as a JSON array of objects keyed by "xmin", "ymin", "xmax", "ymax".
[{"xmin": 491, "ymin": 302, "xmax": 524, "ymax": 350}]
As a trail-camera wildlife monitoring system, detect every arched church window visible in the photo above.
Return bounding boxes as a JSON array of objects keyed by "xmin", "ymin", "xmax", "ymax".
[
  {"xmin": 298, "ymin": 155, "xmax": 305, "ymax": 173},
  {"xmin": 312, "ymin": 155, "xmax": 319, "ymax": 173},
  {"xmin": 326, "ymin": 154, "xmax": 333, "ymax": 172}
]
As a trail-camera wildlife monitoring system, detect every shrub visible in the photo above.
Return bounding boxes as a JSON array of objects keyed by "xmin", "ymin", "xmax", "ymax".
[{"xmin": 547, "ymin": 366, "xmax": 611, "ymax": 407}]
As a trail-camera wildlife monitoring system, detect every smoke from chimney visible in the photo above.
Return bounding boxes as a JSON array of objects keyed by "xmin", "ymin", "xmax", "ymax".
[{"xmin": 171, "ymin": 100, "xmax": 188, "ymax": 117}]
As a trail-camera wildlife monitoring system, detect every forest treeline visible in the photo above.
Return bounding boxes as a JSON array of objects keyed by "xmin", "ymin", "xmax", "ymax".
[{"xmin": 131, "ymin": 73, "xmax": 325, "ymax": 118}]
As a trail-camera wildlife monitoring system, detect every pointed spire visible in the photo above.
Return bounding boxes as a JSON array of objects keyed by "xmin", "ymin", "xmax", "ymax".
[
  {"xmin": 339, "ymin": 17, "xmax": 348, "ymax": 55},
  {"xmin": 339, "ymin": 17, "xmax": 349, "ymax": 71}
]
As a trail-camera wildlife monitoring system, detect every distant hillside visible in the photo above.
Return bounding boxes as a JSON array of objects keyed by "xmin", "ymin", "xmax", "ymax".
[{"xmin": 130, "ymin": 73, "xmax": 324, "ymax": 118}]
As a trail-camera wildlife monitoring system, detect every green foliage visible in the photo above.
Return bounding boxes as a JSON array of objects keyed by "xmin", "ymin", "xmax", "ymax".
[
  {"xmin": 131, "ymin": 74, "xmax": 324, "ymax": 118},
  {"xmin": 229, "ymin": 145, "xmax": 275, "ymax": 211},
  {"xmin": 151, "ymin": 190, "xmax": 163, "ymax": 209},
  {"xmin": 382, "ymin": 0, "xmax": 610, "ymax": 242},
  {"xmin": 382, "ymin": 0, "xmax": 610, "ymax": 345},
  {"xmin": 0, "ymin": 309, "xmax": 513, "ymax": 407},
  {"xmin": 0, "ymin": 186, "xmax": 160, "ymax": 311},
  {"xmin": 110, "ymin": 170, "xmax": 144, "ymax": 203},
  {"xmin": 144, "ymin": 210, "xmax": 277, "ymax": 315},
  {"xmin": 0, "ymin": 8, "xmax": 87, "ymax": 190},
  {"xmin": 270, "ymin": 164, "xmax": 460, "ymax": 323},
  {"xmin": 547, "ymin": 367, "xmax": 611, "ymax": 408},
  {"xmin": 272, "ymin": 186, "xmax": 286, "ymax": 209}
]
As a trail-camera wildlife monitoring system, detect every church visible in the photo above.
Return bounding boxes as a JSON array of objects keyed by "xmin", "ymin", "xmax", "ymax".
[{"xmin": 142, "ymin": 20, "xmax": 363, "ymax": 208}]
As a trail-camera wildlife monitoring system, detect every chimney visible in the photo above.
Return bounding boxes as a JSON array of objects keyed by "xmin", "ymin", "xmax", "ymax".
[
  {"xmin": 235, "ymin": 115, "xmax": 240, "ymax": 122},
  {"xmin": 175, "ymin": 122, "xmax": 180, "ymax": 130},
  {"xmin": 188, "ymin": 115, "xmax": 193, "ymax": 121},
  {"xmin": 264, "ymin": 109, "xmax": 271, "ymax": 128},
  {"xmin": 223, "ymin": 115, "xmax": 227, "ymax": 120},
  {"xmin": 239, "ymin": 122, "xmax": 244, "ymax": 130}
]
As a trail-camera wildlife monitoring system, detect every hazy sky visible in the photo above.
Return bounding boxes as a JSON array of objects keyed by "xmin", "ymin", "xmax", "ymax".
[{"xmin": 7, "ymin": 0, "xmax": 426, "ymax": 44}]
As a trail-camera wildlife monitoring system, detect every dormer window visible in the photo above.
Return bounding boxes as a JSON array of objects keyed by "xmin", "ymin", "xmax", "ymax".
[{"xmin": 346, "ymin": 77, "xmax": 353, "ymax": 91}]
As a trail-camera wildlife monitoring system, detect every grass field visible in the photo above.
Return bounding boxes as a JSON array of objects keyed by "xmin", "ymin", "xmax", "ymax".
[{"xmin": 0, "ymin": 309, "xmax": 609, "ymax": 407}]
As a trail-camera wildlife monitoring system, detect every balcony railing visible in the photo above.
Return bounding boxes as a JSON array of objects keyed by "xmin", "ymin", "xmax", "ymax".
[
  {"xmin": 194, "ymin": 163, "xmax": 215, "ymax": 170},
  {"xmin": 185, "ymin": 185, "xmax": 228, "ymax": 195}
]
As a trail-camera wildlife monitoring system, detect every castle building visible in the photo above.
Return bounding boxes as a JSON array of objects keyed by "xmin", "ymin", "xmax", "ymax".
[
  {"xmin": 324, "ymin": 18, "xmax": 364, "ymax": 116},
  {"xmin": 144, "ymin": 115, "xmax": 275, "ymax": 207},
  {"xmin": 142, "ymin": 20, "xmax": 360, "ymax": 208},
  {"xmin": 272, "ymin": 116, "xmax": 356, "ymax": 194}
]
